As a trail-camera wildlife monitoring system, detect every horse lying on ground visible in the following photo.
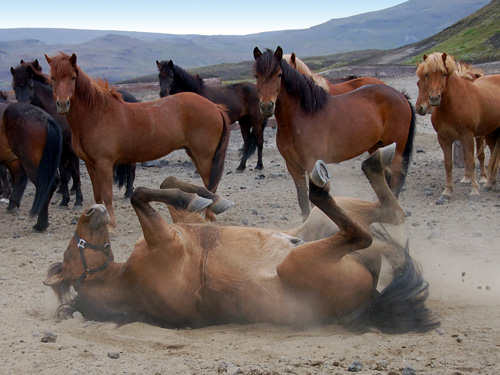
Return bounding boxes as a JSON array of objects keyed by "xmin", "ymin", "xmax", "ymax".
[
  {"xmin": 45, "ymin": 52, "xmax": 230, "ymax": 227},
  {"xmin": 45, "ymin": 144, "xmax": 437, "ymax": 332},
  {"xmin": 0, "ymin": 102, "xmax": 62, "ymax": 231},
  {"xmin": 283, "ymin": 53, "xmax": 384, "ymax": 94},
  {"xmin": 156, "ymin": 60, "xmax": 267, "ymax": 171},
  {"xmin": 254, "ymin": 47, "xmax": 415, "ymax": 220},
  {"xmin": 416, "ymin": 52, "xmax": 500, "ymax": 201}
]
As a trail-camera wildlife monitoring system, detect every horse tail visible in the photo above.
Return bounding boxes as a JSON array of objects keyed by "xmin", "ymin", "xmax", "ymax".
[
  {"xmin": 396, "ymin": 94, "xmax": 416, "ymax": 195},
  {"xmin": 241, "ymin": 117, "xmax": 268, "ymax": 160},
  {"xmin": 363, "ymin": 242, "xmax": 439, "ymax": 333},
  {"xmin": 207, "ymin": 105, "xmax": 230, "ymax": 191},
  {"xmin": 31, "ymin": 117, "xmax": 62, "ymax": 216}
]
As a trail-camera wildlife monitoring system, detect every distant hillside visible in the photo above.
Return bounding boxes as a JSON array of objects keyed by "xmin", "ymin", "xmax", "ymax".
[{"xmin": 0, "ymin": 0, "xmax": 489, "ymax": 88}]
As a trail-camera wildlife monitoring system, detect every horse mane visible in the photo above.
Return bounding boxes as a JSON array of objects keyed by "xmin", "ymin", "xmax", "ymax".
[
  {"xmin": 416, "ymin": 52, "xmax": 483, "ymax": 81},
  {"xmin": 50, "ymin": 52, "xmax": 123, "ymax": 108},
  {"xmin": 172, "ymin": 63, "xmax": 204, "ymax": 92},
  {"xmin": 255, "ymin": 49, "xmax": 328, "ymax": 114},
  {"xmin": 24, "ymin": 61, "xmax": 51, "ymax": 85},
  {"xmin": 283, "ymin": 54, "xmax": 330, "ymax": 91}
]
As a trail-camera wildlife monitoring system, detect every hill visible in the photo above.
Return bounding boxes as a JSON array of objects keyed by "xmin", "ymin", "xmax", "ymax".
[{"xmin": 0, "ymin": 0, "xmax": 489, "ymax": 88}]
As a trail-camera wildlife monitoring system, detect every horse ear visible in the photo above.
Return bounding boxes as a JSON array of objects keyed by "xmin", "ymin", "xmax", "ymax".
[
  {"xmin": 44, "ymin": 54, "xmax": 52, "ymax": 64},
  {"xmin": 156, "ymin": 60, "xmax": 161, "ymax": 70},
  {"xmin": 10, "ymin": 67, "xmax": 15, "ymax": 76},
  {"xmin": 20, "ymin": 59, "xmax": 25, "ymax": 64},
  {"xmin": 423, "ymin": 54, "xmax": 427, "ymax": 61},
  {"xmin": 69, "ymin": 53, "xmax": 77, "ymax": 66},
  {"xmin": 253, "ymin": 47, "xmax": 262, "ymax": 60},
  {"xmin": 274, "ymin": 46, "xmax": 283, "ymax": 61},
  {"xmin": 33, "ymin": 59, "xmax": 41, "ymax": 71},
  {"xmin": 167, "ymin": 60, "xmax": 174, "ymax": 69},
  {"xmin": 291, "ymin": 52, "xmax": 296, "ymax": 64}
]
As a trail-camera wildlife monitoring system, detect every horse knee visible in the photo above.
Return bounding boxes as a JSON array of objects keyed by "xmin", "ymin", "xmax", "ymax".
[
  {"xmin": 160, "ymin": 176, "xmax": 178, "ymax": 189},
  {"xmin": 130, "ymin": 186, "xmax": 149, "ymax": 207}
]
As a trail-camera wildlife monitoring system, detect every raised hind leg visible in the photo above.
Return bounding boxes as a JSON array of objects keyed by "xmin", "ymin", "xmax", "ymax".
[
  {"xmin": 286, "ymin": 161, "xmax": 310, "ymax": 220},
  {"xmin": 475, "ymin": 137, "xmax": 488, "ymax": 184},
  {"xmin": 436, "ymin": 134, "xmax": 454, "ymax": 204},
  {"xmin": 461, "ymin": 134, "xmax": 480, "ymax": 195}
]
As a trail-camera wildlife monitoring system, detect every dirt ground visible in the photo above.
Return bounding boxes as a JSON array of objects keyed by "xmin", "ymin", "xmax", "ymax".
[{"xmin": 0, "ymin": 74, "xmax": 499, "ymax": 375}]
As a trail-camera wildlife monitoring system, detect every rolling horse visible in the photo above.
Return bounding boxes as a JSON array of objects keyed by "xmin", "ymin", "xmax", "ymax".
[
  {"xmin": 45, "ymin": 52, "xmax": 230, "ymax": 227},
  {"xmin": 156, "ymin": 60, "xmax": 268, "ymax": 171},
  {"xmin": 45, "ymin": 144, "xmax": 437, "ymax": 332},
  {"xmin": 253, "ymin": 47, "xmax": 416, "ymax": 220},
  {"xmin": 0, "ymin": 102, "xmax": 62, "ymax": 231}
]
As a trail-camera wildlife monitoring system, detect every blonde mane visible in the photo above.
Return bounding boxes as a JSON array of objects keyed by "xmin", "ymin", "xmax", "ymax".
[
  {"xmin": 283, "ymin": 53, "xmax": 330, "ymax": 92},
  {"xmin": 417, "ymin": 52, "xmax": 483, "ymax": 81}
]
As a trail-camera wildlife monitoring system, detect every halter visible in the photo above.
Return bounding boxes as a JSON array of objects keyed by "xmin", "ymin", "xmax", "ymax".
[{"xmin": 73, "ymin": 233, "xmax": 113, "ymax": 288}]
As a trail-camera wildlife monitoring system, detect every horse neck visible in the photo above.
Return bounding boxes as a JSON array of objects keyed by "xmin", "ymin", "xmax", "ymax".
[
  {"xmin": 32, "ymin": 80, "xmax": 58, "ymax": 117},
  {"xmin": 439, "ymin": 73, "xmax": 470, "ymax": 110},
  {"xmin": 172, "ymin": 67, "xmax": 203, "ymax": 94}
]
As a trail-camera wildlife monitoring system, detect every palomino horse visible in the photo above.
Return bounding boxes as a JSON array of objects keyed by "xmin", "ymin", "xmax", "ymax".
[
  {"xmin": 156, "ymin": 60, "xmax": 268, "ymax": 171},
  {"xmin": 45, "ymin": 145, "xmax": 437, "ymax": 332},
  {"xmin": 11, "ymin": 59, "xmax": 139, "ymax": 202},
  {"xmin": 254, "ymin": 47, "xmax": 415, "ymax": 219},
  {"xmin": 283, "ymin": 53, "xmax": 385, "ymax": 94},
  {"xmin": 45, "ymin": 52, "xmax": 230, "ymax": 227},
  {"xmin": 0, "ymin": 102, "xmax": 62, "ymax": 231},
  {"xmin": 416, "ymin": 52, "xmax": 500, "ymax": 201}
]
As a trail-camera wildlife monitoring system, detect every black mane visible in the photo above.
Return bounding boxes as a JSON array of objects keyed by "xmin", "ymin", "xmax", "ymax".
[
  {"xmin": 255, "ymin": 49, "xmax": 328, "ymax": 114},
  {"xmin": 169, "ymin": 63, "xmax": 204, "ymax": 94}
]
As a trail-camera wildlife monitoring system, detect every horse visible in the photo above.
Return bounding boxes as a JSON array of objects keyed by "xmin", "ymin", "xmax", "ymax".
[
  {"xmin": 253, "ymin": 47, "xmax": 416, "ymax": 220},
  {"xmin": 416, "ymin": 52, "xmax": 500, "ymax": 201},
  {"xmin": 156, "ymin": 60, "xmax": 267, "ymax": 171},
  {"xmin": 44, "ymin": 144, "xmax": 437, "ymax": 332},
  {"xmin": 0, "ymin": 102, "xmax": 62, "ymax": 231},
  {"xmin": 10, "ymin": 59, "xmax": 138, "ymax": 203},
  {"xmin": 0, "ymin": 90, "xmax": 7, "ymax": 102},
  {"xmin": 283, "ymin": 53, "xmax": 385, "ymax": 94},
  {"xmin": 45, "ymin": 52, "xmax": 230, "ymax": 227}
]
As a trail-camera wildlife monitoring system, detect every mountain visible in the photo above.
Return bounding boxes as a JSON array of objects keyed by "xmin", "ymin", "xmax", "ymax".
[{"xmin": 0, "ymin": 0, "xmax": 489, "ymax": 88}]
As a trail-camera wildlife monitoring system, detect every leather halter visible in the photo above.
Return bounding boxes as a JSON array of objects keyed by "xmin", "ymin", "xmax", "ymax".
[{"xmin": 73, "ymin": 233, "xmax": 113, "ymax": 288}]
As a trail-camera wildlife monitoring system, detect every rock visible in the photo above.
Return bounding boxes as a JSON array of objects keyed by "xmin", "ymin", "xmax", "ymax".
[
  {"xmin": 416, "ymin": 148, "xmax": 425, "ymax": 153},
  {"xmin": 40, "ymin": 332, "xmax": 57, "ymax": 343},
  {"xmin": 402, "ymin": 366, "xmax": 416, "ymax": 375},
  {"xmin": 107, "ymin": 352, "xmax": 120, "ymax": 359},
  {"xmin": 347, "ymin": 361, "xmax": 363, "ymax": 372},
  {"xmin": 255, "ymin": 174, "xmax": 265, "ymax": 180},
  {"xmin": 424, "ymin": 188, "xmax": 433, "ymax": 197}
]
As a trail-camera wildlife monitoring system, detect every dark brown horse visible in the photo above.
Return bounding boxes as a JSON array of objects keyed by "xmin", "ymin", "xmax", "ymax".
[
  {"xmin": 156, "ymin": 60, "xmax": 267, "ymax": 171},
  {"xmin": 0, "ymin": 102, "xmax": 62, "ymax": 231},
  {"xmin": 46, "ymin": 52, "xmax": 230, "ymax": 227},
  {"xmin": 254, "ymin": 47, "xmax": 415, "ymax": 220}
]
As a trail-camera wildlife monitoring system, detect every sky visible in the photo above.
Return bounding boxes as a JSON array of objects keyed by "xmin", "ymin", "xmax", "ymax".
[{"xmin": 1, "ymin": 1, "xmax": 406, "ymax": 35}]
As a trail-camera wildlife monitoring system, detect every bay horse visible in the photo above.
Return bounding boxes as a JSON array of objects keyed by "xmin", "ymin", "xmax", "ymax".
[
  {"xmin": 156, "ymin": 60, "xmax": 267, "ymax": 171},
  {"xmin": 254, "ymin": 47, "xmax": 416, "ymax": 219},
  {"xmin": 45, "ymin": 144, "xmax": 437, "ymax": 332},
  {"xmin": 45, "ymin": 52, "xmax": 230, "ymax": 227},
  {"xmin": 416, "ymin": 52, "xmax": 500, "ymax": 201},
  {"xmin": 0, "ymin": 102, "xmax": 62, "ymax": 231},
  {"xmin": 11, "ymin": 59, "xmax": 139, "ymax": 202},
  {"xmin": 283, "ymin": 53, "xmax": 385, "ymax": 94}
]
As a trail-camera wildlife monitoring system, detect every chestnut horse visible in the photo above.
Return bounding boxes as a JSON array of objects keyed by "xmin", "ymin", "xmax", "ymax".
[
  {"xmin": 45, "ymin": 52, "xmax": 230, "ymax": 227},
  {"xmin": 416, "ymin": 52, "xmax": 500, "ymax": 201},
  {"xmin": 1, "ymin": 102, "xmax": 62, "ymax": 231},
  {"xmin": 156, "ymin": 60, "xmax": 268, "ymax": 171},
  {"xmin": 283, "ymin": 53, "xmax": 385, "ymax": 94},
  {"xmin": 45, "ymin": 145, "xmax": 437, "ymax": 332},
  {"xmin": 254, "ymin": 47, "xmax": 415, "ymax": 219}
]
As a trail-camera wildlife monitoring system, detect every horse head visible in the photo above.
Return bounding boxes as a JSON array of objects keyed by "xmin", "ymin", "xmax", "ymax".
[
  {"xmin": 10, "ymin": 59, "xmax": 42, "ymax": 103},
  {"xmin": 156, "ymin": 59, "xmax": 175, "ymax": 97},
  {"xmin": 45, "ymin": 53, "xmax": 78, "ymax": 114},
  {"xmin": 253, "ymin": 46, "xmax": 284, "ymax": 117},
  {"xmin": 416, "ymin": 53, "xmax": 453, "ymax": 115}
]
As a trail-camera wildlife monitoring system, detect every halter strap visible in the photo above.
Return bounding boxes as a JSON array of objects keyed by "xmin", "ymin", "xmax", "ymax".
[{"xmin": 73, "ymin": 233, "xmax": 113, "ymax": 289}]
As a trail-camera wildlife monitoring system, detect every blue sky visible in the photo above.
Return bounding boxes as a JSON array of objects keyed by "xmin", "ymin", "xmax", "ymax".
[{"xmin": 2, "ymin": 1, "xmax": 405, "ymax": 35}]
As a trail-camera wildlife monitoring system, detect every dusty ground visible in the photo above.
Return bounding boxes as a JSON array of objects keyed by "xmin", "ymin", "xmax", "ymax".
[{"xmin": 0, "ymin": 74, "xmax": 499, "ymax": 375}]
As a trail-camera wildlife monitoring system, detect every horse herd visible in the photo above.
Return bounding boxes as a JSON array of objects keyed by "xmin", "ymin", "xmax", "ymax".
[{"xmin": 1, "ymin": 45, "xmax": 499, "ymax": 332}]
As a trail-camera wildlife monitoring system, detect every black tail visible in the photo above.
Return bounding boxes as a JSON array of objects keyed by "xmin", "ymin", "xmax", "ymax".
[
  {"xmin": 396, "ymin": 95, "xmax": 416, "ymax": 195},
  {"xmin": 31, "ymin": 117, "xmax": 62, "ymax": 216},
  {"xmin": 114, "ymin": 164, "xmax": 129, "ymax": 189},
  {"xmin": 241, "ymin": 118, "xmax": 268, "ymax": 161},
  {"xmin": 207, "ymin": 110, "xmax": 230, "ymax": 191},
  {"xmin": 362, "ymin": 243, "xmax": 439, "ymax": 333}
]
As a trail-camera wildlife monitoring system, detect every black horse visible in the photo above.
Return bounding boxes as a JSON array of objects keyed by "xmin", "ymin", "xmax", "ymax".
[
  {"xmin": 10, "ymin": 60, "xmax": 137, "ymax": 202},
  {"xmin": 156, "ymin": 60, "xmax": 268, "ymax": 171}
]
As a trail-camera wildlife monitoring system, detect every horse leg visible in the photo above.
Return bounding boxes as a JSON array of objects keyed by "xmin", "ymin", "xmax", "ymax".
[
  {"xmin": 286, "ymin": 161, "xmax": 310, "ymax": 220},
  {"xmin": 0, "ymin": 165, "xmax": 11, "ymax": 200},
  {"xmin": 6, "ymin": 160, "xmax": 27, "ymax": 212},
  {"xmin": 255, "ymin": 120, "xmax": 264, "ymax": 170},
  {"xmin": 124, "ymin": 163, "xmax": 136, "ymax": 199},
  {"xmin": 485, "ymin": 136, "xmax": 500, "ymax": 191},
  {"xmin": 461, "ymin": 135, "xmax": 480, "ymax": 195},
  {"xmin": 236, "ymin": 120, "xmax": 251, "ymax": 171},
  {"xmin": 93, "ymin": 161, "xmax": 116, "ymax": 227},
  {"xmin": 33, "ymin": 173, "xmax": 59, "ymax": 232},
  {"xmin": 160, "ymin": 176, "xmax": 233, "ymax": 214},
  {"xmin": 69, "ymin": 152, "xmax": 83, "ymax": 206},
  {"xmin": 436, "ymin": 134, "xmax": 453, "ymax": 203},
  {"xmin": 58, "ymin": 163, "xmax": 71, "ymax": 207},
  {"xmin": 475, "ymin": 137, "xmax": 487, "ymax": 184}
]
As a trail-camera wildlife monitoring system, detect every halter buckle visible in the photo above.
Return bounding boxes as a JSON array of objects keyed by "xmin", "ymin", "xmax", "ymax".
[{"xmin": 77, "ymin": 238, "xmax": 87, "ymax": 249}]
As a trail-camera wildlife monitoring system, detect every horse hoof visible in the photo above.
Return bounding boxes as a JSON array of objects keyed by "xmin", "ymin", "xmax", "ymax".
[
  {"xmin": 460, "ymin": 177, "xmax": 472, "ymax": 185},
  {"xmin": 187, "ymin": 196, "xmax": 213, "ymax": 212},
  {"xmin": 479, "ymin": 177, "xmax": 488, "ymax": 185},
  {"xmin": 55, "ymin": 304, "xmax": 76, "ymax": 321},
  {"xmin": 379, "ymin": 143, "xmax": 397, "ymax": 166},
  {"xmin": 0, "ymin": 198, "xmax": 9, "ymax": 205},
  {"xmin": 210, "ymin": 198, "xmax": 234, "ymax": 215},
  {"xmin": 255, "ymin": 164, "xmax": 264, "ymax": 170},
  {"xmin": 310, "ymin": 160, "xmax": 330, "ymax": 188},
  {"xmin": 33, "ymin": 223, "xmax": 48, "ymax": 232},
  {"xmin": 59, "ymin": 200, "xmax": 69, "ymax": 207},
  {"xmin": 435, "ymin": 195, "xmax": 449, "ymax": 205},
  {"xmin": 236, "ymin": 166, "xmax": 245, "ymax": 173}
]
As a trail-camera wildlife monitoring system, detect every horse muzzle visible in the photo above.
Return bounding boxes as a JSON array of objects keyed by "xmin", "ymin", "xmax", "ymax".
[
  {"xmin": 259, "ymin": 101, "xmax": 275, "ymax": 117},
  {"xmin": 86, "ymin": 204, "xmax": 110, "ymax": 230},
  {"xmin": 416, "ymin": 104, "xmax": 429, "ymax": 116},
  {"xmin": 56, "ymin": 99, "xmax": 71, "ymax": 114},
  {"xmin": 429, "ymin": 95, "xmax": 441, "ymax": 107}
]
